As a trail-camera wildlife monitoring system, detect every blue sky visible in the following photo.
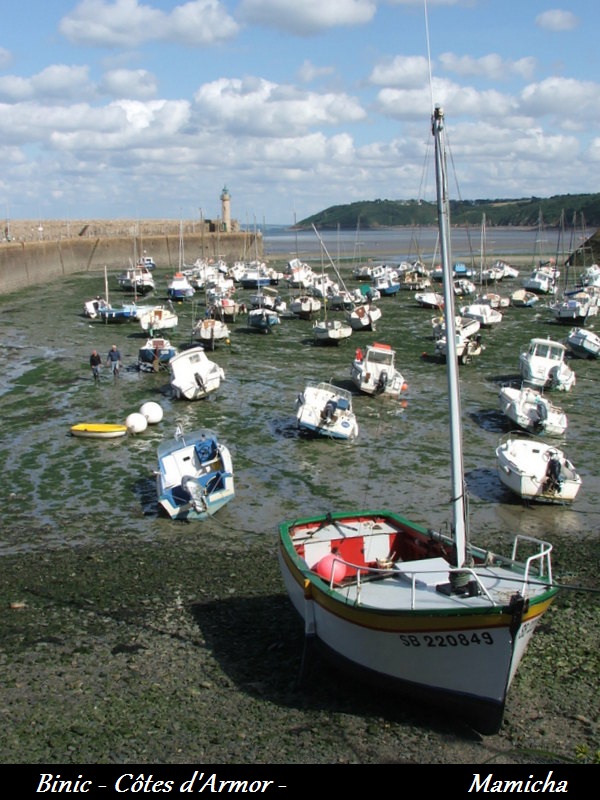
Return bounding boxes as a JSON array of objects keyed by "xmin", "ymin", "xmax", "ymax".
[{"xmin": 1, "ymin": 0, "xmax": 598, "ymax": 224}]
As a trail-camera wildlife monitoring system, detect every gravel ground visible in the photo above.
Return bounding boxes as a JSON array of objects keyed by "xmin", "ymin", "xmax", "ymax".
[{"xmin": 0, "ymin": 532, "xmax": 598, "ymax": 766}]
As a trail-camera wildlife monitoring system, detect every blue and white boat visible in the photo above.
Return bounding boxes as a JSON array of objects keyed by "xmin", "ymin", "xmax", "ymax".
[
  {"xmin": 156, "ymin": 428, "xmax": 234, "ymax": 521},
  {"xmin": 295, "ymin": 382, "xmax": 358, "ymax": 440},
  {"xmin": 247, "ymin": 306, "xmax": 280, "ymax": 333},
  {"xmin": 167, "ymin": 272, "xmax": 195, "ymax": 301},
  {"xmin": 138, "ymin": 337, "xmax": 178, "ymax": 371},
  {"xmin": 98, "ymin": 302, "xmax": 140, "ymax": 323}
]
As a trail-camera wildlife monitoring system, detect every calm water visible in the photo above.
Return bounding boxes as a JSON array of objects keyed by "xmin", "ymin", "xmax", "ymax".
[
  {"xmin": 263, "ymin": 225, "xmax": 593, "ymax": 263},
  {"xmin": 0, "ymin": 229, "xmax": 598, "ymax": 557}
]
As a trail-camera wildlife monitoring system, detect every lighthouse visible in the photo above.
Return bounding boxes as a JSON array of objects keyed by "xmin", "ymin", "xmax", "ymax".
[{"xmin": 220, "ymin": 185, "xmax": 231, "ymax": 232}]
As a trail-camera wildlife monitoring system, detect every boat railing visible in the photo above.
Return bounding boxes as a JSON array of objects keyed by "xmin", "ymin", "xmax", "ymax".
[
  {"xmin": 324, "ymin": 555, "xmax": 496, "ymax": 609},
  {"xmin": 510, "ymin": 534, "xmax": 553, "ymax": 586}
]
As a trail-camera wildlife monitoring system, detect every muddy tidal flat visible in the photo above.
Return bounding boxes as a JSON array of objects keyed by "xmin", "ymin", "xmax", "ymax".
[{"xmin": 0, "ymin": 230, "xmax": 599, "ymax": 768}]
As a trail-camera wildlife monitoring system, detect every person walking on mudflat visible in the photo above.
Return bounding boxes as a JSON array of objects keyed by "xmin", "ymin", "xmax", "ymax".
[
  {"xmin": 89, "ymin": 350, "xmax": 102, "ymax": 381},
  {"xmin": 106, "ymin": 344, "xmax": 122, "ymax": 377}
]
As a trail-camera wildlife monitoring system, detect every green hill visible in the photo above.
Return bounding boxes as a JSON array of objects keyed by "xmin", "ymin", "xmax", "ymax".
[{"xmin": 297, "ymin": 193, "xmax": 600, "ymax": 229}]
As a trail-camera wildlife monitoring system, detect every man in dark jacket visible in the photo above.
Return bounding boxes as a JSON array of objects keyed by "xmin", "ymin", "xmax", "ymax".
[{"xmin": 90, "ymin": 350, "xmax": 102, "ymax": 381}]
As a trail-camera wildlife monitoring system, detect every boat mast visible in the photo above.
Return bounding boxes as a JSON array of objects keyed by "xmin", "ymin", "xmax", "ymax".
[{"xmin": 432, "ymin": 105, "xmax": 468, "ymax": 567}]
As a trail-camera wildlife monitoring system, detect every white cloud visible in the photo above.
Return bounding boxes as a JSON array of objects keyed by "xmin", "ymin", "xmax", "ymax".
[
  {"xmin": 297, "ymin": 60, "xmax": 335, "ymax": 83},
  {"xmin": 59, "ymin": 0, "xmax": 239, "ymax": 48},
  {"xmin": 535, "ymin": 9, "xmax": 579, "ymax": 32},
  {"xmin": 99, "ymin": 69, "xmax": 158, "ymax": 99},
  {"xmin": 0, "ymin": 65, "xmax": 93, "ymax": 103},
  {"xmin": 438, "ymin": 53, "xmax": 536, "ymax": 82},
  {"xmin": 369, "ymin": 56, "xmax": 430, "ymax": 87},
  {"xmin": 519, "ymin": 77, "xmax": 600, "ymax": 119},
  {"xmin": 193, "ymin": 76, "xmax": 366, "ymax": 137},
  {"xmin": 239, "ymin": 0, "xmax": 376, "ymax": 35}
]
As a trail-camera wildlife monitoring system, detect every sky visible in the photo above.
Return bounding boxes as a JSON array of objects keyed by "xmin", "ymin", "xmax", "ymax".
[{"xmin": 1, "ymin": 0, "xmax": 599, "ymax": 225}]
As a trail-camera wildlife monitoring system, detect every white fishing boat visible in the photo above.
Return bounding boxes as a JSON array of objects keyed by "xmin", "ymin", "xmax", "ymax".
[
  {"xmin": 519, "ymin": 337, "xmax": 576, "ymax": 392},
  {"xmin": 547, "ymin": 291, "xmax": 599, "ymax": 325},
  {"xmin": 564, "ymin": 326, "xmax": 600, "ymax": 359},
  {"xmin": 192, "ymin": 317, "xmax": 230, "ymax": 350},
  {"xmin": 138, "ymin": 304, "xmax": 179, "ymax": 333},
  {"xmin": 510, "ymin": 288, "xmax": 539, "ymax": 308},
  {"xmin": 117, "ymin": 265, "xmax": 155, "ymax": 295},
  {"xmin": 167, "ymin": 272, "xmax": 195, "ymax": 301},
  {"xmin": 277, "ymin": 104, "xmax": 559, "ymax": 736},
  {"xmin": 168, "ymin": 346, "xmax": 225, "ymax": 400},
  {"xmin": 431, "ymin": 314, "xmax": 480, "ymax": 341},
  {"xmin": 155, "ymin": 427, "xmax": 234, "ymax": 521},
  {"xmin": 498, "ymin": 385, "xmax": 568, "ymax": 437},
  {"xmin": 247, "ymin": 306, "xmax": 280, "ymax": 333},
  {"xmin": 495, "ymin": 432, "xmax": 581, "ymax": 505},
  {"xmin": 350, "ymin": 341, "xmax": 408, "ymax": 399},
  {"xmin": 295, "ymin": 382, "xmax": 359, "ymax": 441},
  {"xmin": 345, "ymin": 302, "xmax": 382, "ymax": 331},
  {"xmin": 434, "ymin": 329, "xmax": 483, "ymax": 365},
  {"xmin": 459, "ymin": 302, "xmax": 503, "ymax": 328},
  {"xmin": 414, "ymin": 290, "xmax": 444, "ymax": 309},
  {"xmin": 289, "ymin": 295, "xmax": 322, "ymax": 320},
  {"xmin": 312, "ymin": 318, "xmax": 353, "ymax": 346}
]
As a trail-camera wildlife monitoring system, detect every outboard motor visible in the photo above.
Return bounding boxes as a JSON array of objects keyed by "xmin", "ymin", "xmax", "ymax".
[
  {"xmin": 544, "ymin": 454, "xmax": 563, "ymax": 493},
  {"xmin": 323, "ymin": 400, "xmax": 336, "ymax": 423},
  {"xmin": 376, "ymin": 371, "xmax": 388, "ymax": 393}
]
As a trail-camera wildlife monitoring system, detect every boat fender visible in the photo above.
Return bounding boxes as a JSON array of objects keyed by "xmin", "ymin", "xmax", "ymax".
[{"xmin": 194, "ymin": 373, "xmax": 205, "ymax": 390}]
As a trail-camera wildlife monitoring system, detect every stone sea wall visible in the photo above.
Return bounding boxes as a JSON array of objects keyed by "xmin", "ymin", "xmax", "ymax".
[{"xmin": 0, "ymin": 231, "xmax": 261, "ymax": 296}]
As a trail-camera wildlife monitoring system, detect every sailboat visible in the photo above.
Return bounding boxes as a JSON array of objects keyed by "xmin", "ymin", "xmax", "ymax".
[
  {"xmin": 312, "ymin": 237, "xmax": 352, "ymax": 345},
  {"xmin": 277, "ymin": 105, "xmax": 559, "ymax": 735}
]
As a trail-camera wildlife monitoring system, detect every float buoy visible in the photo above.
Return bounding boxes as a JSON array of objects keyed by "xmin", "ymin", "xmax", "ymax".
[
  {"xmin": 126, "ymin": 412, "xmax": 148, "ymax": 434},
  {"xmin": 140, "ymin": 401, "xmax": 163, "ymax": 424}
]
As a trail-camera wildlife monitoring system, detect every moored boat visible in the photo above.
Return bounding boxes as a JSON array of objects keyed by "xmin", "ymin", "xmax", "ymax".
[
  {"xmin": 155, "ymin": 427, "xmax": 234, "ymax": 520},
  {"xmin": 70, "ymin": 423, "xmax": 128, "ymax": 439},
  {"xmin": 495, "ymin": 431, "xmax": 581, "ymax": 504}
]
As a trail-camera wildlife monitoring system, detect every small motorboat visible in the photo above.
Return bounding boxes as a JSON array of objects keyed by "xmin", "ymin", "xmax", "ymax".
[
  {"xmin": 70, "ymin": 423, "xmax": 128, "ymax": 439},
  {"xmin": 565, "ymin": 326, "xmax": 600, "ymax": 359},
  {"xmin": 247, "ymin": 307, "xmax": 280, "ymax": 333},
  {"xmin": 167, "ymin": 272, "xmax": 195, "ymax": 301},
  {"xmin": 498, "ymin": 385, "xmax": 568, "ymax": 437},
  {"xmin": 345, "ymin": 302, "xmax": 382, "ymax": 331},
  {"xmin": 168, "ymin": 346, "xmax": 225, "ymax": 400},
  {"xmin": 155, "ymin": 427, "xmax": 234, "ymax": 520},
  {"xmin": 138, "ymin": 304, "xmax": 179, "ymax": 333},
  {"xmin": 519, "ymin": 337, "xmax": 576, "ymax": 392},
  {"xmin": 350, "ymin": 342, "xmax": 408, "ymax": 398},
  {"xmin": 312, "ymin": 318, "xmax": 353, "ymax": 345},
  {"xmin": 192, "ymin": 317, "xmax": 231, "ymax": 350},
  {"xmin": 510, "ymin": 289, "xmax": 539, "ymax": 308},
  {"xmin": 460, "ymin": 302, "xmax": 503, "ymax": 328},
  {"xmin": 295, "ymin": 382, "xmax": 359, "ymax": 440},
  {"xmin": 138, "ymin": 337, "xmax": 178, "ymax": 371},
  {"xmin": 495, "ymin": 432, "xmax": 582, "ymax": 505}
]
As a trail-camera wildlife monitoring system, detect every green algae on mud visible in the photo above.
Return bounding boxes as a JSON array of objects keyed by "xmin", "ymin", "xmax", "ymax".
[{"xmin": 0, "ymin": 240, "xmax": 599, "ymax": 763}]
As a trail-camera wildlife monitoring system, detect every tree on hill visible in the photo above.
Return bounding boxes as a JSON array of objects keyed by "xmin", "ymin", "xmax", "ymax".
[{"xmin": 297, "ymin": 193, "xmax": 600, "ymax": 229}]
